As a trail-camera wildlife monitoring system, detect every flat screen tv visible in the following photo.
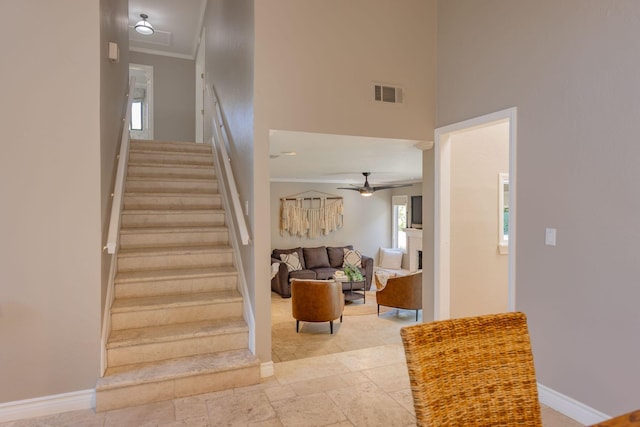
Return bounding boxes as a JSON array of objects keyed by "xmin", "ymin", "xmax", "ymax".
[{"xmin": 411, "ymin": 196, "xmax": 422, "ymax": 229}]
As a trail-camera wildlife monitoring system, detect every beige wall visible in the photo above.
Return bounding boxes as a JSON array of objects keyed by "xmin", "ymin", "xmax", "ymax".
[
  {"xmin": 202, "ymin": 0, "xmax": 269, "ymax": 361},
  {"xmin": 0, "ymin": 1, "xmax": 105, "ymax": 402},
  {"xmin": 450, "ymin": 122, "xmax": 509, "ymax": 318},
  {"xmin": 129, "ymin": 52, "xmax": 195, "ymax": 142},
  {"xmin": 255, "ymin": 0, "xmax": 436, "ymax": 141},
  {"xmin": 100, "ymin": 0, "xmax": 129, "ymax": 323},
  {"xmin": 256, "ymin": 0, "xmax": 437, "ymax": 360},
  {"xmin": 438, "ymin": 0, "xmax": 640, "ymax": 415}
]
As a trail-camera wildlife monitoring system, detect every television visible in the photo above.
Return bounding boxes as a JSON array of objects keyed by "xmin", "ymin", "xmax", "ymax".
[{"xmin": 411, "ymin": 196, "xmax": 422, "ymax": 229}]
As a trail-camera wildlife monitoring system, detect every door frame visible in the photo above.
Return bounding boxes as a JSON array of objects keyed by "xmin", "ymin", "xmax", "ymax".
[{"xmin": 434, "ymin": 107, "xmax": 517, "ymax": 320}]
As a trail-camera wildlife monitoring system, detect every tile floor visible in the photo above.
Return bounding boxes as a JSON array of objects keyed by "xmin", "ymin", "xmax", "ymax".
[{"xmin": 0, "ymin": 293, "xmax": 583, "ymax": 426}]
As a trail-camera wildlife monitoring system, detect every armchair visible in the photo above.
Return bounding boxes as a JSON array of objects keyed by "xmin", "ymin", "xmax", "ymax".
[
  {"xmin": 291, "ymin": 279, "xmax": 344, "ymax": 334},
  {"xmin": 375, "ymin": 271, "xmax": 422, "ymax": 321}
]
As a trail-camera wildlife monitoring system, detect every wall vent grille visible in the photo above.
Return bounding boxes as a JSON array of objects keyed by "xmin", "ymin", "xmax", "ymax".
[{"xmin": 374, "ymin": 84, "xmax": 403, "ymax": 104}]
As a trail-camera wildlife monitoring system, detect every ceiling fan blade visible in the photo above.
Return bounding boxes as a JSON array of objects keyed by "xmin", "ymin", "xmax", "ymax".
[
  {"xmin": 336, "ymin": 187, "xmax": 362, "ymax": 191},
  {"xmin": 371, "ymin": 184, "xmax": 413, "ymax": 191}
]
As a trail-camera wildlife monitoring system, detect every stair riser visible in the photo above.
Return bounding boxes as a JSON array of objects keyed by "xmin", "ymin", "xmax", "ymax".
[
  {"xmin": 107, "ymin": 332, "xmax": 248, "ymax": 367},
  {"xmin": 129, "ymin": 152, "xmax": 213, "ymax": 166},
  {"xmin": 126, "ymin": 180, "xmax": 218, "ymax": 194},
  {"xmin": 114, "ymin": 275, "xmax": 238, "ymax": 298},
  {"xmin": 128, "ymin": 165, "xmax": 214, "ymax": 179},
  {"xmin": 118, "ymin": 251, "xmax": 233, "ymax": 272},
  {"xmin": 130, "ymin": 141, "xmax": 212, "ymax": 155},
  {"xmin": 121, "ymin": 212, "xmax": 225, "ymax": 228},
  {"xmin": 119, "ymin": 230, "xmax": 229, "ymax": 249},
  {"xmin": 123, "ymin": 195, "xmax": 221, "ymax": 210},
  {"xmin": 111, "ymin": 302, "xmax": 243, "ymax": 330},
  {"xmin": 95, "ymin": 364, "xmax": 260, "ymax": 412}
]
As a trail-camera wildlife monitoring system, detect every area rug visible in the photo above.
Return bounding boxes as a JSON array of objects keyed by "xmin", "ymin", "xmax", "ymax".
[{"xmin": 343, "ymin": 291, "xmax": 393, "ymax": 316}]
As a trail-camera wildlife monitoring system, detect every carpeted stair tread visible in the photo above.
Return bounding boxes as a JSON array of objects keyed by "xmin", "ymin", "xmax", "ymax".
[
  {"xmin": 111, "ymin": 289, "xmax": 241, "ymax": 313},
  {"xmin": 125, "ymin": 177, "xmax": 219, "ymax": 194},
  {"xmin": 97, "ymin": 349, "xmax": 259, "ymax": 390},
  {"xmin": 115, "ymin": 266, "xmax": 237, "ymax": 283},
  {"xmin": 123, "ymin": 192, "xmax": 221, "ymax": 201},
  {"xmin": 107, "ymin": 318, "xmax": 248, "ymax": 349},
  {"xmin": 130, "ymin": 140, "xmax": 212, "ymax": 154},
  {"xmin": 121, "ymin": 208, "xmax": 224, "ymax": 215},
  {"xmin": 128, "ymin": 161, "xmax": 213, "ymax": 169},
  {"xmin": 117, "ymin": 244, "xmax": 232, "ymax": 257},
  {"xmin": 119, "ymin": 225, "xmax": 227, "ymax": 235}
]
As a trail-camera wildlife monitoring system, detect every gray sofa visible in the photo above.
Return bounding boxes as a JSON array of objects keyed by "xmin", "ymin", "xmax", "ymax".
[{"xmin": 271, "ymin": 245, "xmax": 374, "ymax": 298}]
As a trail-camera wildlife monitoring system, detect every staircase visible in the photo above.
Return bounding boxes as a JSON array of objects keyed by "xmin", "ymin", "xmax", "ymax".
[{"xmin": 96, "ymin": 140, "xmax": 260, "ymax": 412}]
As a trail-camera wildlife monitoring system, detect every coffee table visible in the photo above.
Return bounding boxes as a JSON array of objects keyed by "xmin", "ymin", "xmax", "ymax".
[{"xmin": 333, "ymin": 276, "xmax": 366, "ymax": 303}]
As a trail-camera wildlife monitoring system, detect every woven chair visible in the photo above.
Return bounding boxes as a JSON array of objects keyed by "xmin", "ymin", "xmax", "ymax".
[{"xmin": 400, "ymin": 312, "xmax": 542, "ymax": 426}]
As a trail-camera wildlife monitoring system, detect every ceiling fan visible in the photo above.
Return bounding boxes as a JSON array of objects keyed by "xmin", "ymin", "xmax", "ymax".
[{"xmin": 337, "ymin": 172, "xmax": 412, "ymax": 197}]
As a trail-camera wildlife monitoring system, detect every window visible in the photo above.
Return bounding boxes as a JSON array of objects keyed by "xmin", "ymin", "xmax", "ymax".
[
  {"xmin": 130, "ymin": 100, "xmax": 143, "ymax": 131},
  {"xmin": 392, "ymin": 195, "xmax": 408, "ymax": 250},
  {"xmin": 498, "ymin": 173, "xmax": 509, "ymax": 254}
]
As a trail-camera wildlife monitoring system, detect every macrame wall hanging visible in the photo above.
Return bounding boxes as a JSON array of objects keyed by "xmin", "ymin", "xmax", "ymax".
[{"xmin": 280, "ymin": 190, "xmax": 344, "ymax": 239}]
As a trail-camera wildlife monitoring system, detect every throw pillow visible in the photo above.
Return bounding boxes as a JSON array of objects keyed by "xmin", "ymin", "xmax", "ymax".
[
  {"xmin": 303, "ymin": 246, "xmax": 330, "ymax": 269},
  {"xmin": 328, "ymin": 245, "xmax": 353, "ymax": 268},
  {"xmin": 343, "ymin": 249, "xmax": 362, "ymax": 268},
  {"xmin": 379, "ymin": 248, "xmax": 403, "ymax": 270},
  {"xmin": 280, "ymin": 252, "xmax": 302, "ymax": 272}
]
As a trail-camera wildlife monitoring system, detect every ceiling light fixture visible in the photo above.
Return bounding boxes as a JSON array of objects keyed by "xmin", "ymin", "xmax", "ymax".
[{"xmin": 135, "ymin": 14, "xmax": 154, "ymax": 35}]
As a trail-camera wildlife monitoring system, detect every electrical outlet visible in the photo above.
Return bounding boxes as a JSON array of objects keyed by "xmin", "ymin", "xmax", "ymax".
[{"xmin": 245, "ymin": 200, "xmax": 249, "ymax": 216}]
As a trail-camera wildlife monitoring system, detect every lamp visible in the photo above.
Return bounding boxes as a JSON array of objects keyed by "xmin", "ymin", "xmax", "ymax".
[{"xmin": 135, "ymin": 14, "xmax": 154, "ymax": 35}]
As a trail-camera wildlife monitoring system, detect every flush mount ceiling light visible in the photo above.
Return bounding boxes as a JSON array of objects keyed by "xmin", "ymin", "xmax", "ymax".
[{"xmin": 135, "ymin": 14, "xmax": 154, "ymax": 35}]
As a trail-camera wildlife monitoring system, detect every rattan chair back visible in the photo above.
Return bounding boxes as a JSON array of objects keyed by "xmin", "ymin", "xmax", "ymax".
[{"xmin": 400, "ymin": 312, "xmax": 542, "ymax": 426}]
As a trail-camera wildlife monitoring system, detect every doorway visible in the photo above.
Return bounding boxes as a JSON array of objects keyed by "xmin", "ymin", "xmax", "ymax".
[
  {"xmin": 434, "ymin": 108, "xmax": 517, "ymax": 320},
  {"xmin": 129, "ymin": 64, "xmax": 154, "ymax": 140}
]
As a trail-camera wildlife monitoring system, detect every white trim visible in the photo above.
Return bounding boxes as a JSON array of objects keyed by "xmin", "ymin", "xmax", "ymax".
[
  {"xmin": 415, "ymin": 140, "xmax": 434, "ymax": 150},
  {"xmin": 130, "ymin": 46, "xmax": 195, "ymax": 60},
  {"xmin": 538, "ymin": 383, "xmax": 610, "ymax": 425},
  {"xmin": 100, "ymin": 252, "xmax": 118, "ymax": 376},
  {"xmin": 0, "ymin": 389, "xmax": 95, "ymax": 423},
  {"xmin": 434, "ymin": 107, "xmax": 517, "ymax": 320},
  {"xmin": 261, "ymin": 361, "xmax": 275, "ymax": 378}
]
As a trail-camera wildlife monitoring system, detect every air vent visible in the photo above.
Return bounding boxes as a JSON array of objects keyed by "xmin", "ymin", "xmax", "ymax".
[{"xmin": 374, "ymin": 84, "xmax": 403, "ymax": 104}]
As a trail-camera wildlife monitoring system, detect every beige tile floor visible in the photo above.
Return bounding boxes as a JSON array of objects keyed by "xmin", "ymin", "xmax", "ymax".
[{"xmin": 0, "ymin": 292, "xmax": 582, "ymax": 426}]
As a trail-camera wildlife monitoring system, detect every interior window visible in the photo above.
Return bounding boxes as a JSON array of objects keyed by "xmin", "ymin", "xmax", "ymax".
[
  {"xmin": 130, "ymin": 100, "xmax": 143, "ymax": 131},
  {"xmin": 498, "ymin": 173, "xmax": 509, "ymax": 254},
  {"xmin": 392, "ymin": 195, "xmax": 408, "ymax": 250}
]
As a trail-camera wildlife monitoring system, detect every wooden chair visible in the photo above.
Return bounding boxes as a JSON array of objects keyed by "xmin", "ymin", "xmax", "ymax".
[
  {"xmin": 375, "ymin": 271, "xmax": 422, "ymax": 321},
  {"xmin": 400, "ymin": 312, "xmax": 542, "ymax": 426},
  {"xmin": 291, "ymin": 279, "xmax": 344, "ymax": 334}
]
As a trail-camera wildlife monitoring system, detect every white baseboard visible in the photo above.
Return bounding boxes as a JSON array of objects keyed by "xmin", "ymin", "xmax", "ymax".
[
  {"xmin": 0, "ymin": 389, "xmax": 95, "ymax": 423},
  {"xmin": 261, "ymin": 361, "xmax": 274, "ymax": 378},
  {"xmin": 538, "ymin": 383, "xmax": 610, "ymax": 425}
]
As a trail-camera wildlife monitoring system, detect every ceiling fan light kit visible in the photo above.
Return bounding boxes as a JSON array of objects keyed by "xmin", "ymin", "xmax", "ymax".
[{"xmin": 337, "ymin": 172, "xmax": 411, "ymax": 197}]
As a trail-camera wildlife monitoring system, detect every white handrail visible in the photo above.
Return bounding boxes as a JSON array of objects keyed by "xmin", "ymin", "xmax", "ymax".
[
  {"xmin": 207, "ymin": 85, "xmax": 251, "ymax": 245},
  {"xmin": 106, "ymin": 77, "xmax": 135, "ymax": 254}
]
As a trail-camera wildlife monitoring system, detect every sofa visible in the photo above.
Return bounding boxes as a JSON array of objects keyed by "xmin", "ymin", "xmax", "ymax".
[{"xmin": 271, "ymin": 245, "xmax": 374, "ymax": 298}]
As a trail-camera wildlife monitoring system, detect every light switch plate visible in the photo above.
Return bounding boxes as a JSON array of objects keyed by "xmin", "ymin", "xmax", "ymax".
[{"xmin": 545, "ymin": 228, "xmax": 556, "ymax": 246}]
